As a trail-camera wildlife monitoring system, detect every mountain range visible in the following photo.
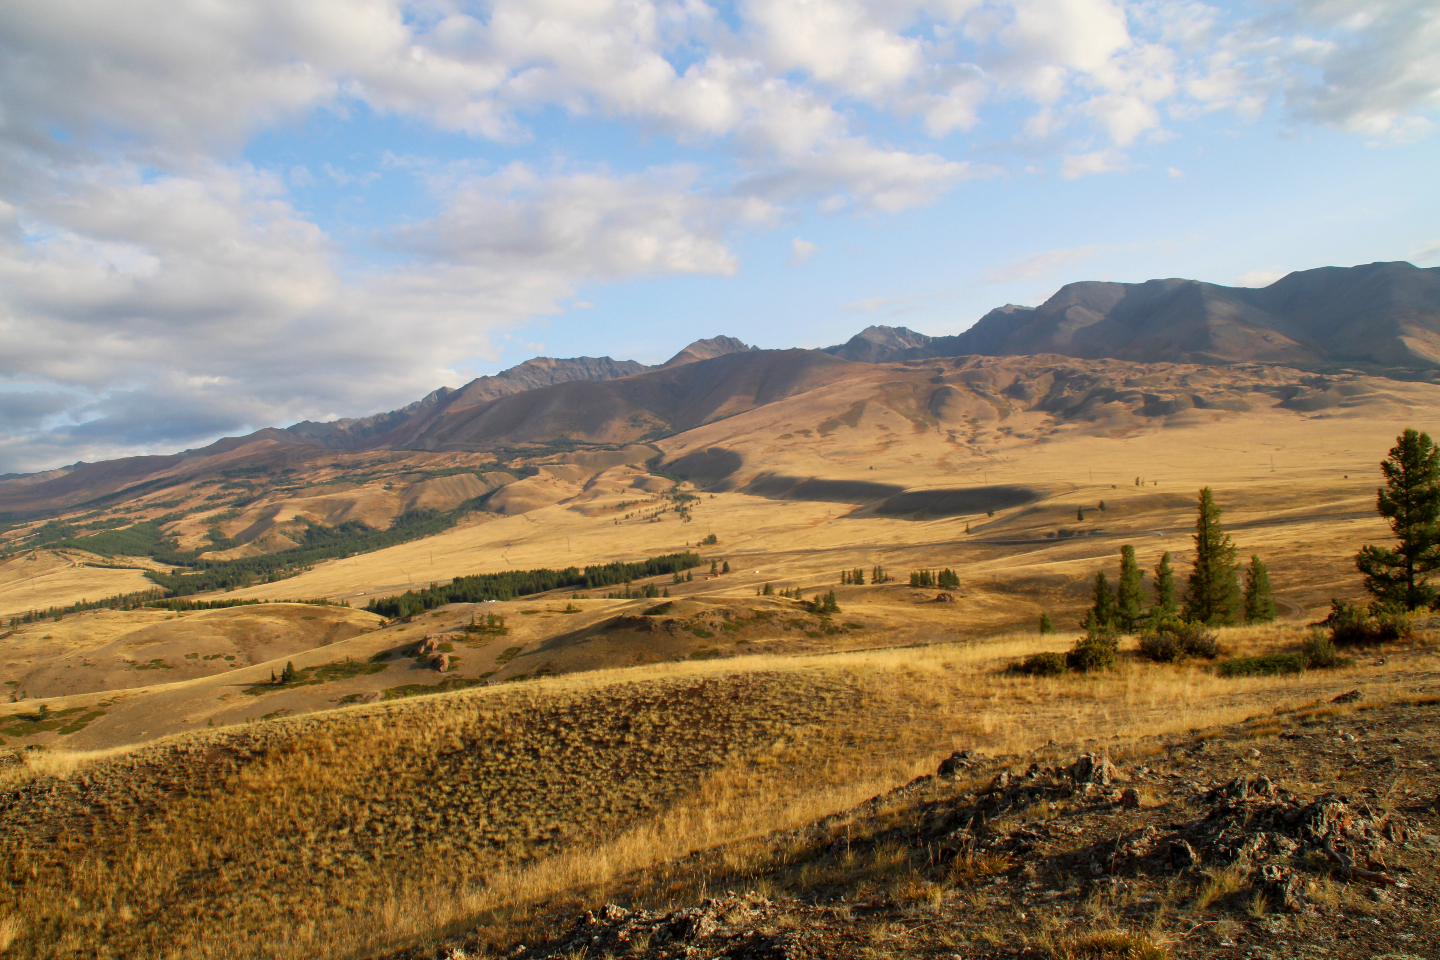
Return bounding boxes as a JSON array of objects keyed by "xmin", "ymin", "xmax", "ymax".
[
  {"xmin": 3, "ymin": 261, "xmax": 1438, "ymax": 510},
  {"xmin": 275, "ymin": 259, "xmax": 1439, "ymax": 455},
  {"xmin": 824, "ymin": 260, "xmax": 1440, "ymax": 369}
]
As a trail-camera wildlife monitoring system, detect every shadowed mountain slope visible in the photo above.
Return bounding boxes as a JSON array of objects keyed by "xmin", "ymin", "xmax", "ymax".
[
  {"xmin": 404, "ymin": 348, "xmax": 852, "ymax": 450},
  {"xmin": 283, "ymin": 356, "xmax": 651, "ymax": 449},
  {"xmin": 826, "ymin": 261, "xmax": 1440, "ymax": 370}
]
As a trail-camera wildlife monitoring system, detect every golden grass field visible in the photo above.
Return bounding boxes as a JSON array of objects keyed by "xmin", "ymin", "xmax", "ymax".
[{"xmin": 3, "ymin": 617, "xmax": 1434, "ymax": 960}]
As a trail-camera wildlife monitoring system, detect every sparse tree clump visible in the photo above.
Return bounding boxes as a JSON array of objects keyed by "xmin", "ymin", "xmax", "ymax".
[
  {"xmin": 1243, "ymin": 555, "xmax": 1276, "ymax": 623},
  {"xmin": 1183, "ymin": 487, "xmax": 1241, "ymax": 625},
  {"xmin": 1355, "ymin": 428, "xmax": 1440, "ymax": 610},
  {"xmin": 1039, "ymin": 612, "xmax": 1054, "ymax": 634}
]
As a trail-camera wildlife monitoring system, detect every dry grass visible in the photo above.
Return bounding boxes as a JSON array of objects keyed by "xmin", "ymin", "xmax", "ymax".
[
  {"xmin": 2, "ymin": 618, "xmax": 1436, "ymax": 959},
  {"xmin": 1049, "ymin": 930, "xmax": 1172, "ymax": 960}
]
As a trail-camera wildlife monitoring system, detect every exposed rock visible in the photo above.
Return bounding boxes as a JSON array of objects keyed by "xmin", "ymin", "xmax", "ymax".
[
  {"xmin": 1068, "ymin": 753, "xmax": 1118, "ymax": 788},
  {"xmin": 431, "ymin": 654, "xmax": 450, "ymax": 673},
  {"xmin": 1119, "ymin": 787, "xmax": 1142, "ymax": 809},
  {"xmin": 415, "ymin": 635, "xmax": 442, "ymax": 656},
  {"xmin": 1333, "ymin": 689, "xmax": 1363, "ymax": 704},
  {"xmin": 937, "ymin": 750, "xmax": 980, "ymax": 777}
]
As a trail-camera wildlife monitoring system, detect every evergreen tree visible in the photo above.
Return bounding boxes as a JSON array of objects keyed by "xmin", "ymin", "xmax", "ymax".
[
  {"xmin": 1084, "ymin": 572, "xmax": 1116, "ymax": 631},
  {"xmin": 1242, "ymin": 555, "xmax": 1274, "ymax": 622},
  {"xmin": 280, "ymin": 661, "xmax": 297, "ymax": 684},
  {"xmin": 1153, "ymin": 551, "xmax": 1177, "ymax": 617},
  {"xmin": 722, "ymin": 560, "xmax": 730, "ymax": 574},
  {"xmin": 1115, "ymin": 545, "xmax": 1144, "ymax": 630},
  {"xmin": 662, "ymin": 587, "xmax": 671, "ymax": 598},
  {"xmin": 686, "ymin": 570, "xmax": 693, "ymax": 582},
  {"xmin": 709, "ymin": 559, "xmax": 718, "ymax": 575},
  {"xmin": 1356, "ymin": 428, "xmax": 1440, "ymax": 610},
  {"xmin": 1183, "ymin": 487, "xmax": 1242, "ymax": 625},
  {"xmin": 1040, "ymin": 612, "xmax": 1054, "ymax": 634},
  {"xmin": 763, "ymin": 582, "xmax": 773, "ymax": 596},
  {"xmin": 1077, "ymin": 506, "xmax": 1085, "ymax": 521}
]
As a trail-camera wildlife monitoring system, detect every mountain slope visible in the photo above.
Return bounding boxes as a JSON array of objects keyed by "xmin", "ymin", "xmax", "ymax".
[
  {"xmin": 404, "ymin": 348, "xmax": 852, "ymax": 450},
  {"xmin": 830, "ymin": 261, "xmax": 1440, "ymax": 370}
]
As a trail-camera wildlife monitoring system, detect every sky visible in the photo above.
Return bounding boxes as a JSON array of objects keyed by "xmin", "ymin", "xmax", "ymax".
[{"xmin": 1, "ymin": 0, "xmax": 1438, "ymax": 474}]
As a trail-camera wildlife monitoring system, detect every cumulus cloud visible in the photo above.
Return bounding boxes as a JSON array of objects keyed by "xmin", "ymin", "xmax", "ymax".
[{"xmin": 788, "ymin": 237, "xmax": 818, "ymax": 266}]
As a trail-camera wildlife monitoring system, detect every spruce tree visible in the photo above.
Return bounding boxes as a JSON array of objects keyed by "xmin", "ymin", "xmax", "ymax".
[
  {"xmin": 1355, "ymin": 428, "xmax": 1440, "ymax": 610},
  {"xmin": 1085, "ymin": 571, "xmax": 1116, "ymax": 631},
  {"xmin": 1153, "ymin": 551, "xmax": 1177, "ymax": 617},
  {"xmin": 722, "ymin": 561, "xmax": 730, "ymax": 574},
  {"xmin": 1116, "ymin": 545, "xmax": 1144, "ymax": 630},
  {"xmin": 1183, "ymin": 487, "xmax": 1241, "ymax": 625},
  {"xmin": 1242, "ymin": 555, "xmax": 1274, "ymax": 622}
]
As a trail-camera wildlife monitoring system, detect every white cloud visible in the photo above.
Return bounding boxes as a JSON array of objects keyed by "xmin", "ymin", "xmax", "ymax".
[
  {"xmin": 1060, "ymin": 149, "xmax": 1129, "ymax": 178},
  {"xmin": 788, "ymin": 237, "xmax": 818, "ymax": 265},
  {"xmin": 1410, "ymin": 239, "xmax": 1440, "ymax": 263},
  {"xmin": 984, "ymin": 244, "xmax": 1103, "ymax": 282},
  {"xmin": 1166, "ymin": 165, "xmax": 1185, "ymax": 178},
  {"xmin": 1237, "ymin": 268, "xmax": 1287, "ymax": 287}
]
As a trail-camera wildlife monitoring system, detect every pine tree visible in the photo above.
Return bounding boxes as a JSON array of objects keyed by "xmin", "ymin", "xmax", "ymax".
[
  {"xmin": 1116, "ymin": 545, "xmax": 1144, "ymax": 630},
  {"xmin": 280, "ymin": 661, "xmax": 297, "ymax": 684},
  {"xmin": 722, "ymin": 561, "xmax": 730, "ymax": 574},
  {"xmin": 709, "ymin": 559, "xmax": 718, "ymax": 575},
  {"xmin": 1085, "ymin": 572, "xmax": 1116, "ymax": 631},
  {"xmin": 1242, "ymin": 555, "xmax": 1274, "ymax": 622},
  {"xmin": 1183, "ymin": 487, "xmax": 1242, "ymax": 625},
  {"xmin": 1077, "ymin": 506, "xmax": 1085, "ymax": 521},
  {"xmin": 686, "ymin": 570, "xmax": 693, "ymax": 582},
  {"xmin": 1356, "ymin": 428, "xmax": 1440, "ymax": 610},
  {"xmin": 662, "ymin": 587, "xmax": 671, "ymax": 598},
  {"xmin": 1153, "ymin": 551, "xmax": 1176, "ymax": 617},
  {"xmin": 763, "ymin": 582, "xmax": 773, "ymax": 596},
  {"xmin": 1040, "ymin": 612, "xmax": 1054, "ymax": 634}
]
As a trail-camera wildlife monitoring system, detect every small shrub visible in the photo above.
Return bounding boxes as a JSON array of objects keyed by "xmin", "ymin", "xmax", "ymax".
[
  {"xmin": 1216, "ymin": 654, "xmax": 1304, "ymax": 677},
  {"xmin": 1010, "ymin": 651, "xmax": 1067, "ymax": 676},
  {"xmin": 1137, "ymin": 617, "xmax": 1218, "ymax": 662},
  {"xmin": 1137, "ymin": 631, "xmax": 1184, "ymax": 663},
  {"xmin": 1300, "ymin": 632, "xmax": 1349, "ymax": 669},
  {"xmin": 1324, "ymin": 599, "xmax": 1412, "ymax": 647},
  {"xmin": 1067, "ymin": 636, "xmax": 1116, "ymax": 672}
]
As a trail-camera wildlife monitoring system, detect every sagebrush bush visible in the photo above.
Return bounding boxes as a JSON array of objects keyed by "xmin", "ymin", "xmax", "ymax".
[
  {"xmin": 1300, "ymin": 632, "xmax": 1346, "ymax": 669},
  {"xmin": 1009, "ymin": 651, "xmax": 1067, "ymax": 676},
  {"xmin": 1217, "ymin": 654, "xmax": 1304, "ymax": 677},
  {"xmin": 1067, "ymin": 636, "xmax": 1116, "ymax": 672},
  {"xmin": 1137, "ymin": 617, "xmax": 1219, "ymax": 663},
  {"xmin": 1325, "ymin": 600, "xmax": 1413, "ymax": 647}
]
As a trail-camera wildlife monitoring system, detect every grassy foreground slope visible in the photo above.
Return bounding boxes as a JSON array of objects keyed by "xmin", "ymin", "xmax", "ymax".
[{"xmin": 2, "ymin": 620, "xmax": 1436, "ymax": 959}]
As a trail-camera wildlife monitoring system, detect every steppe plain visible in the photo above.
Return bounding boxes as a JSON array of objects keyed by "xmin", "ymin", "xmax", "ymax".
[{"xmin": 1, "ymin": 353, "xmax": 1438, "ymax": 959}]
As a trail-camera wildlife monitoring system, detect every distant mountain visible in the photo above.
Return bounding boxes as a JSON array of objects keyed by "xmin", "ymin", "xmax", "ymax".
[
  {"xmin": 281, "ymin": 356, "xmax": 652, "ymax": 450},
  {"xmin": 399, "ymin": 348, "xmax": 846, "ymax": 451},
  {"xmin": 826, "ymin": 262, "xmax": 1440, "ymax": 370},
  {"xmin": 662, "ymin": 336, "xmax": 757, "ymax": 367},
  {"xmin": 824, "ymin": 326, "xmax": 934, "ymax": 363}
]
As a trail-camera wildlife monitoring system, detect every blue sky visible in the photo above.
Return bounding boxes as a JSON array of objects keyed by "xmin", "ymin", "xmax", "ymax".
[{"xmin": 1, "ymin": 0, "xmax": 1437, "ymax": 471}]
